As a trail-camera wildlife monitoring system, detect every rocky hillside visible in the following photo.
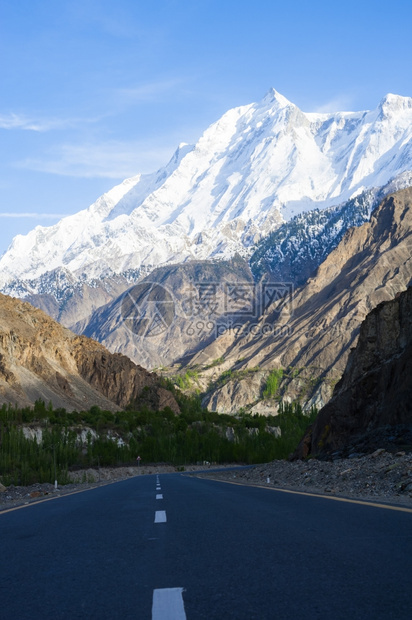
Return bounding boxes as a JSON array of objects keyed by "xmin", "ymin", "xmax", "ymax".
[
  {"xmin": 294, "ymin": 286, "xmax": 412, "ymax": 458},
  {"xmin": 75, "ymin": 256, "xmax": 254, "ymax": 369},
  {"xmin": 187, "ymin": 187, "xmax": 412, "ymax": 413},
  {"xmin": 0, "ymin": 293, "xmax": 179, "ymax": 412},
  {"xmin": 12, "ymin": 270, "xmax": 136, "ymax": 332}
]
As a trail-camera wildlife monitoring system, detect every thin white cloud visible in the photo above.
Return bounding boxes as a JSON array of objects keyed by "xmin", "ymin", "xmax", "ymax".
[
  {"xmin": 116, "ymin": 78, "xmax": 185, "ymax": 104},
  {"xmin": 17, "ymin": 140, "xmax": 177, "ymax": 178},
  {"xmin": 0, "ymin": 112, "xmax": 103, "ymax": 132},
  {"xmin": 0, "ymin": 113, "xmax": 49, "ymax": 132},
  {"xmin": 0, "ymin": 212, "xmax": 65, "ymax": 219},
  {"xmin": 310, "ymin": 95, "xmax": 358, "ymax": 114}
]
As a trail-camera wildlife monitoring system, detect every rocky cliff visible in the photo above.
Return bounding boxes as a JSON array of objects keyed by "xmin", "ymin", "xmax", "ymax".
[
  {"xmin": 189, "ymin": 186, "xmax": 412, "ymax": 412},
  {"xmin": 294, "ymin": 286, "xmax": 412, "ymax": 458},
  {"xmin": 0, "ymin": 293, "xmax": 179, "ymax": 412}
]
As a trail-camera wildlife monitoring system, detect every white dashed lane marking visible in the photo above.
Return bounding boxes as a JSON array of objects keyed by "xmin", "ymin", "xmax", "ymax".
[
  {"xmin": 152, "ymin": 588, "xmax": 186, "ymax": 620},
  {"xmin": 151, "ymin": 479, "xmax": 186, "ymax": 618},
  {"xmin": 154, "ymin": 510, "xmax": 167, "ymax": 523}
]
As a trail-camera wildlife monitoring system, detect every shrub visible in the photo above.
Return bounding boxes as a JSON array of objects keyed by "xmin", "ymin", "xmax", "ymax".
[{"xmin": 263, "ymin": 368, "xmax": 284, "ymax": 399}]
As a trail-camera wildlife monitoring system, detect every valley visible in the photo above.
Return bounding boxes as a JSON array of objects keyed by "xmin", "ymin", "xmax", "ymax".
[
  {"xmin": 0, "ymin": 90, "xmax": 411, "ymax": 498},
  {"xmin": 3, "ymin": 7, "xmax": 412, "ymax": 619}
]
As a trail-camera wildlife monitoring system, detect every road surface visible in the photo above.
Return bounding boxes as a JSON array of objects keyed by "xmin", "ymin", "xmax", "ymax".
[{"xmin": 1, "ymin": 472, "xmax": 411, "ymax": 619}]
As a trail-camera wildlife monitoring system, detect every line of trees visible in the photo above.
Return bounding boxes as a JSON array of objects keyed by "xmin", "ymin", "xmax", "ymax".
[{"xmin": 0, "ymin": 399, "xmax": 317, "ymax": 486}]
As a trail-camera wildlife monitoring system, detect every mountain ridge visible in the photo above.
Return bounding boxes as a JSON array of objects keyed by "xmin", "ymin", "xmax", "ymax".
[{"xmin": 1, "ymin": 89, "xmax": 412, "ymax": 294}]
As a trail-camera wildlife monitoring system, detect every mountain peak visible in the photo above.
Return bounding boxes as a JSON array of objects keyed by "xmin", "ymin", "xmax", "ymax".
[
  {"xmin": 1, "ymin": 90, "xmax": 412, "ymax": 290},
  {"xmin": 261, "ymin": 88, "xmax": 293, "ymax": 108},
  {"xmin": 378, "ymin": 93, "xmax": 412, "ymax": 116}
]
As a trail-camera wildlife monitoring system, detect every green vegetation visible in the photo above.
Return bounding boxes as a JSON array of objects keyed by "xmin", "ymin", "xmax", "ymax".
[
  {"xmin": 0, "ymin": 396, "xmax": 318, "ymax": 487},
  {"xmin": 170, "ymin": 369, "xmax": 199, "ymax": 391},
  {"xmin": 203, "ymin": 363, "xmax": 325, "ymax": 404},
  {"xmin": 204, "ymin": 356, "xmax": 225, "ymax": 369},
  {"xmin": 260, "ymin": 364, "xmax": 327, "ymax": 401},
  {"xmin": 262, "ymin": 368, "xmax": 284, "ymax": 399},
  {"xmin": 208, "ymin": 366, "xmax": 261, "ymax": 390},
  {"xmin": 274, "ymin": 401, "xmax": 318, "ymax": 456}
]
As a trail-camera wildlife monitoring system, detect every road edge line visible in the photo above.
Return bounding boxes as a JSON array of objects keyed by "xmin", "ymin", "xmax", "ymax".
[{"xmin": 193, "ymin": 475, "xmax": 412, "ymax": 513}]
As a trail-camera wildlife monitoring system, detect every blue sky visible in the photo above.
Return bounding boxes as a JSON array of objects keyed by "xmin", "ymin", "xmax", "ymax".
[{"xmin": 1, "ymin": 0, "xmax": 411, "ymax": 254}]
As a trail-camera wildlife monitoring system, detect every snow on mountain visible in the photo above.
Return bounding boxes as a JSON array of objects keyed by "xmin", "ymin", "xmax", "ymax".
[
  {"xmin": 249, "ymin": 189, "xmax": 376, "ymax": 285},
  {"xmin": 249, "ymin": 169, "xmax": 412, "ymax": 285},
  {"xmin": 1, "ymin": 89, "xmax": 412, "ymax": 292}
]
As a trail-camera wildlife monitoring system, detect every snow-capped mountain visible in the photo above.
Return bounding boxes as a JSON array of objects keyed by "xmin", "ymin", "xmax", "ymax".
[
  {"xmin": 1, "ymin": 89, "xmax": 412, "ymax": 293},
  {"xmin": 249, "ymin": 170, "xmax": 412, "ymax": 284}
]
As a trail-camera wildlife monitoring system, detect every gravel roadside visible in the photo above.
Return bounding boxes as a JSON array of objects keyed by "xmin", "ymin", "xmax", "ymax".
[{"xmin": 196, "ymin": 450, "xmax": 412, "ymax": 507}]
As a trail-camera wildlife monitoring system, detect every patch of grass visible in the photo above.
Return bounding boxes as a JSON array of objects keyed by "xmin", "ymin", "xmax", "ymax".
[{"xmin": 209, "ymin": 366, "xmax": 261, "ymax": 391}]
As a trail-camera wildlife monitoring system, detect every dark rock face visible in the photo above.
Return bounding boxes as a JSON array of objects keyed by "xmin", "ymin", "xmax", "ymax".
[
  {"xmin": 72, "ymin": 343, "xmax": 155, "ymax": 407},
  {"xmin": 72, "ymin": 341, "xmax": 180, "ymax": 413},
  {"xmin": 295, "ymin": 286, "xmax": 412, "ymax": 457}
]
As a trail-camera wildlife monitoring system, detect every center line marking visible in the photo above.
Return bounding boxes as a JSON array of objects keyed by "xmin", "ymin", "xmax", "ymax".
[
  {"xmin": 156, "ymin": 494, "xmax": 163, "ymax": 500},
  {"xmin": 152, "ymin": 588, "xmax": 186, "ymax": 620},
  {"xmin": 154, "ymin": 510, "xmax": 167, "ymax": 523}
]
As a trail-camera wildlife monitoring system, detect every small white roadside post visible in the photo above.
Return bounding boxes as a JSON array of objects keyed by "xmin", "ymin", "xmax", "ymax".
[{"xmin": 53, "ymin": 444, "xmax": 58, "ymax": 489}]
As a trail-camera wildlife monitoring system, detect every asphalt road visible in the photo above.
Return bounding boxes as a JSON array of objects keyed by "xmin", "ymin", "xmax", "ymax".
[{"xmin": 0, "ymin": 472, "xmax": 411, "ymax": 619}]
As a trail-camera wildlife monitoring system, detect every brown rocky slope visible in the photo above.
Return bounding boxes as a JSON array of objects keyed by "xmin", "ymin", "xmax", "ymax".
[
  {"xmin": 189, "ymin": 187, "xmax": 412, "ymax": 412},
  {"xmin": 294, "ymin": 285, "xmax": 412, "ymax": 458},
  {"xmin": 0, "ymin": 293, "xmax": 179, "ymax": 412}
]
